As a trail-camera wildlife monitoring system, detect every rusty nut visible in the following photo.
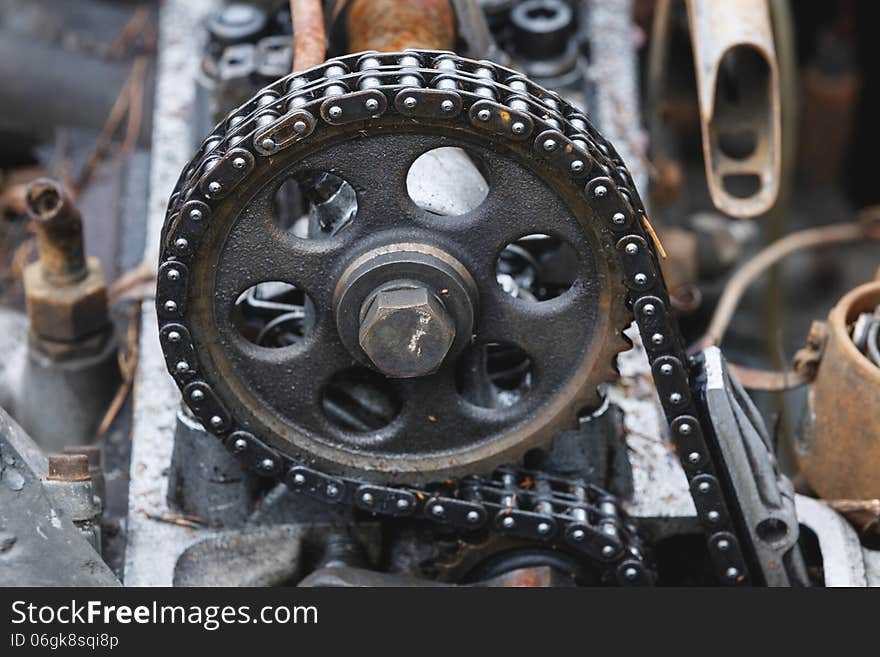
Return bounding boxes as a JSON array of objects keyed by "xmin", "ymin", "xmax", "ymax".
[
  {"xmin": 358, "ymin": 286, "xmax": 455, "ymax": 378},
  {"xmin": 23, "ymin": 257, "xmax": 110, "ymax": 342}
]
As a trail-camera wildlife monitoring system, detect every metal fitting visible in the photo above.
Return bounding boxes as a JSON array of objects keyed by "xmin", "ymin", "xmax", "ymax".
[{"xmin": 23, "ymin": 179, "xmax": 111, "ymax": 348}]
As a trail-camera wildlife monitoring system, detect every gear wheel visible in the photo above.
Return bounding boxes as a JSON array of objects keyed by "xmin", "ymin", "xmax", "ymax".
[{"xmin": 157, "ymin": 51, "xmax": 637, "ymax": 485}]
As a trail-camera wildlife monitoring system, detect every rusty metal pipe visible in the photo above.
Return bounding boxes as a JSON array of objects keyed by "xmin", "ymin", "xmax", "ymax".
[
  {"xmin": 24, "ymin": 179, "xmax": 86, "ymax": 285},
  {"xmin": 291, "ymin": 0, "xmax": 327, "ymax": 72},
  {"xmin": 346, "ymin": 0, "xmax": 456, "ymax": 53}
]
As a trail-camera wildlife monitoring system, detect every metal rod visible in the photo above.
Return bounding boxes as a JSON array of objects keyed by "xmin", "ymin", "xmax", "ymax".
[
  {"xmin": 24, "ymin": 179, "xmax": 87, "ymax": 285},
  {"xmin": 290, "ymin": 0, "xmax": 326, "ymax": 72}
]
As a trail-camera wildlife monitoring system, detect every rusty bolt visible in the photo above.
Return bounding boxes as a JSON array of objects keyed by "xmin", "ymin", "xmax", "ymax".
[
  {"xmin": 47, "ymin": 453, "xmax": 90, "ymax": 483},
  {"xmin": 358, "ymin": 286, "xmax": 455, "ymax": 378}
]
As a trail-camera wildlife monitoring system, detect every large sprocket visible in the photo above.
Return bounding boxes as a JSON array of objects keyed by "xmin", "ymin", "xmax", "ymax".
[{"xmin": 157, "ymin": 51, "xmax": 639, "ymax": 485}]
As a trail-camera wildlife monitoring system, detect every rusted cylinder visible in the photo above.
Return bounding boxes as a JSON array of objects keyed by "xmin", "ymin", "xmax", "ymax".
[
  {"xmin": 47, "ymin": 453, "xmax": 91, "ymax": 483},
  {"xmin": 24, "ymin": 179, "xmax": 86, "ymax": 285},
  {"xmin": 797, "ymin": 280, "xmax": 880, "ymax": 529},
  {"xmin": 347, "ymin": 0, "xmax": 456, "ymax": 53},
  {"xmin": 291, "ymin": 0, "xmax": 327, "ymax": 72}
]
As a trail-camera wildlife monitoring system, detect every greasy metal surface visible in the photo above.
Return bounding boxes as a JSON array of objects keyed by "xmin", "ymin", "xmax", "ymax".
[
  {"xmin": 797, "ymin": 280, "xmax": 880, "ymax": 529},
  {"xmin": 346, "ymin": 0, "xmax": 455, "ymax": 53},
  {"xmin": 16, "ymin": 330, "xmax": 121, "ymax": 450},
  {"xmin": 684, "ymin": 0, "xmax": 781, "ymax": 218},
  {"xmin": 291, "ymin": 0, "xmax": 326, "ymax": 72},
  {"xmin": 174, "ymin": 525, "xmax": 305, "ymax": 586},
  {"xmin": 167, "ymin": 409, "xmax": 259, "ymax": 527}
]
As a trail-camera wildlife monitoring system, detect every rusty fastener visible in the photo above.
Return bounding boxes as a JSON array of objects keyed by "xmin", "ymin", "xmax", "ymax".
[{"xmin": 47, "ymin": 453, "xmax": 91, "ymax": 483}]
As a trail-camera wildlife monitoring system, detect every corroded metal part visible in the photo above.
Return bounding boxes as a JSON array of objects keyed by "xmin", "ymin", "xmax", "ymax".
[
  {"xmin": 47, "ymin": 453, "xmax": 90, "ymax": 482},
  {"xmin": 346, "ymin": 0, "xmax": 455, "ymax": 53},
  {"xmin": 797, "ymin": 280, "xmax": 880, "ymax": 530},
  {"xmin": 22, "ymin": 178, "xmax": 112, "ymax": 346},
  {"xmin": 24, "ymin": 179, "xmax": 86, "ymax": 284}
]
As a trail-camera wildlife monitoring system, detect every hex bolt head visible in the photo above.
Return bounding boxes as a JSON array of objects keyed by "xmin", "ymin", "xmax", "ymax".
[{"xmin": 358, "ymin": 286, "xmax": 456, "ymax": 378}]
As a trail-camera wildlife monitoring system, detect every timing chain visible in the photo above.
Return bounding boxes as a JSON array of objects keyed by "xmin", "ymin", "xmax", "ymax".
[{"xmin": 158, "ymin": 50, "xmax": 755, "ymax": 586}]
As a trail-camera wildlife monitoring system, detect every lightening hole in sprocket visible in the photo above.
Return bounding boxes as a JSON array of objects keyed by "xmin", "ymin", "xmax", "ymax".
[
  {"xmin": 495, "ymin": 234, "xmax": 577, "ymax": 302},
  {"xmin": 232, "ymin": 281, "xmax": 313, "ymax": 348},
  {"xmin": 407, "ymin": 147, "xmax": 489, "ymax": 217},
  {"xmin": 321, "ymin": 367, "xmax": 401, "ymax": 433},
  {"xmin": 455, "ymin": 342, "xmax": 532, "ymax": 409},
  {"xmin": 274, "ymin": 171, "xmax": 358, "ymax": 238}
]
